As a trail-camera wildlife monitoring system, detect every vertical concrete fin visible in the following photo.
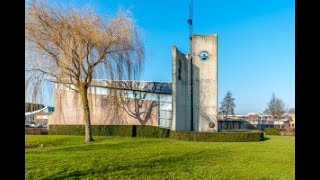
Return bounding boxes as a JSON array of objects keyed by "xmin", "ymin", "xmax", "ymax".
[{"xmin": 172, "ymin": 46, "xmax": 190, "ymax": 131}]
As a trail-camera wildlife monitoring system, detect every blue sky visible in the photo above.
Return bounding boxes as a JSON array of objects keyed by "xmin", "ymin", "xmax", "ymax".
[{"xmin": 40, "ymin": 0, "xmax": 295, "ymax": 114}]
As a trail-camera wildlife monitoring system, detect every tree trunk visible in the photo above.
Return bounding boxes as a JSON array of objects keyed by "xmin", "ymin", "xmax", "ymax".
[{"xmin": 80, "ymin": 86, "xmax": 94, "ymax": 143}]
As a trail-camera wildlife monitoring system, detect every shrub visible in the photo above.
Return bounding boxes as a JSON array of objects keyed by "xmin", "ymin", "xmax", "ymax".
[
  {"xmin": 264, "ymin": 128, "xmax": 281, "ymax": 136},
  {"xmin": 170, "ymin": 131, "xmax": 264, "ymax": 142},
  {"xmin": 279, "ymin": 128, "xmax": 295, "ymax": 136},
  {"xmin": 25, "ymin": 128, "xmax": 48, "ymax": 135}
]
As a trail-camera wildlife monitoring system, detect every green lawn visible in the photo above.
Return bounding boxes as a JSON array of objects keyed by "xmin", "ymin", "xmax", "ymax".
[{"xmin": 25, "ymin": 135, "xmax": 294, "ymax": 180}]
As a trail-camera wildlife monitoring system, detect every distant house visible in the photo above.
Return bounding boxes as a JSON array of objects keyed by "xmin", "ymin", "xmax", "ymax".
[
  {"xmin": 217, "ymin": 112, "xmax": 292, "ymax": 130},
  {"xmin": 218, "ymin": 119, "xmax": 248, "ymax": 130},
  {"xmin": 25, "ymin": 103, "xmax": 54, "ymax": 125},
  {"xmin": 287, "ymin": 113, "xmax": 295, "ymax": 128},
  {"xmin": 218, "ymin": 114, "xmax": 248, "ymax": 121},
  {"xmin": 35, "ymin": 112, "xmax": 53, "ymax": 125},
  {"xmin": 265, "ymin": 119, "xmax": 289, "ymax": 128},
  {"xmin": 248, "ymin": 113, "xmax": 260, "ymax": 121},
  {"xmin": 217, "ymin": 114, "xmax": 250, "ymax": 130}
]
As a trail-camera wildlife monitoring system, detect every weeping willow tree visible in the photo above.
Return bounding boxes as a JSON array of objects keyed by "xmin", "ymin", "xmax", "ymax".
[{"xmin": 25, "ymin": 0, "xmax": 144, "ymax": 143}]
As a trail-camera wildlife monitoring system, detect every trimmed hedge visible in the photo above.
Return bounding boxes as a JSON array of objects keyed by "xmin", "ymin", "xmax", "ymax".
[
  {"xmin": 48, "ymin": 125, "xmax": 169, "ymax": 138},
  {"xmin": 25, "ymin": 128, "xmax": 48, "ymax": 135},
  {"xmin": 49, "ymin": 125, "xmax": 132, "ymax": 136},
  {"xmin": 136, "ymin": 125, "xmax": 170, "ymax": 138},
  {"xmin": 49, "ymin": 125, "xmax": 85, "ymax": 135},
  {"xmin": 48, "ymin": 125, "xmax": 264, "ymax": 142},
  {"xmin": 264, "ymin": 128, "xmax": 281, "ymax": 136},
  {"xmin": 170, "ymin": 131, "xmax": 264, "ymax": 142},
  {"xmin": 91, "ymin": 125, "xmax": 132, "ymax": 137},
  {"xmin": 219, "ymin": 129, "xmax": 251, "ymax": 132}
]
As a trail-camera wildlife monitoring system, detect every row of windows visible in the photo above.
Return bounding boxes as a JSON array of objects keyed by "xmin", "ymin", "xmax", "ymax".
[{"xmin": 57, "ymin": 85, "xmax": 172, "ymax": 102}]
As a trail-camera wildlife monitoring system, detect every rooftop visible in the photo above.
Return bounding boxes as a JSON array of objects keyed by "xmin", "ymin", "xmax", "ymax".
[{"xmin": 54, "ymin": 79, "xmax": 172, "ymax": 94}]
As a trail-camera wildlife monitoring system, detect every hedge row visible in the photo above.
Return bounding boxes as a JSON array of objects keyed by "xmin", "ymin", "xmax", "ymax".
[
  {"xmin": 48, "ymin": 125, "xmax": 263, "ymax": 141},
  {"xmin": 25, "ymin": 128, "xmax": 48, "ymax": 135},
  {"xmin": 48, "ymin": 125, "xmax": 170, "ymax": 138},
  {"xmin": 136, "ymin": 126, "xmax": 170, "ymax": 138},
  {"xmin": 170, "ymin": 131, "xmax": 264, "ymax": 142},
  {"xmin": 264, "ymin": 128, "xmax": 281, "ymax": 136},
  {"xmin": 219, "ymin": 129, "xmax": 251, "ymax": 132}
]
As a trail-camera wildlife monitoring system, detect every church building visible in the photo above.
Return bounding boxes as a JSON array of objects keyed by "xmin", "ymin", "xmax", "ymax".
[{"xmin": 48, "ymin": 34, "xmax": 218, "ymax": 132}]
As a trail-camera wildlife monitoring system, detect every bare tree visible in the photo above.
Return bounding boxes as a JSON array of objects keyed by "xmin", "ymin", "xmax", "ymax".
[
  {"xmin": 25, "ymin": 0, "xmax": 144, "ymax": 143},
  {"xmin": 264, "ymin": 93, "xmax": 286, "ymax": 120},
  {"xmin": 219, "ymin": 91, "xmax": 236, "ymax": 129},
  {"xmin": 288, "ymin": 108, "xmax": 295, "ymax": 114},
  {"xmin": 219, "ymin": 91, "xmax": 236, "ymax": 117},
  {"xmin": 220, "ymin": 91, "xmax": 236, "ymax": 128}
]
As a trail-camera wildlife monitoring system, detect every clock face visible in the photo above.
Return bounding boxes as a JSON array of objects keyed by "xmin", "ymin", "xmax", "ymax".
[{"xmin": 198, "ymin": 51, "xmax": 209, "ymax": 61}]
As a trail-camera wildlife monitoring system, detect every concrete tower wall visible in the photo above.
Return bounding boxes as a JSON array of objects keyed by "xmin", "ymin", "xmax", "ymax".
[
  {"xmin": 192, "ymin": 34, "xmax": 218, "ymax": 132},
  {"xmin": 172, "ymin": 34, "xmax": 218, "ymax": 132},
  {"xmin": 171, "ymin": 46, "xmax": 191, "ymax": 131}
]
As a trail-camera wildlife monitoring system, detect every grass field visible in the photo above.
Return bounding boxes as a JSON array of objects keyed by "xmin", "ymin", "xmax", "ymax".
[{"xmin": 25, "ymin": 135, "xmax": 294, "ymax": 180}]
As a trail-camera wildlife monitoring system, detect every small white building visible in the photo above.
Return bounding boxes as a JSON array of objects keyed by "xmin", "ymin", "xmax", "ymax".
[{"xmin": 25, "ymin": 104, "xmax": 54, "ymax": 126}]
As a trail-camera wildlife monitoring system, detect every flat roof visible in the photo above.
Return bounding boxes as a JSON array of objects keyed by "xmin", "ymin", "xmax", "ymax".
[{"xmin": 54, "ymin": 79, "xmax": 172, "ymax": 94}]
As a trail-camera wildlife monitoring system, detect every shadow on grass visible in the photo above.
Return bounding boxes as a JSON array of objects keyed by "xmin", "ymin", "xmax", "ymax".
[
  {"xmin": 261, "ymin": 137, "xmax": 270, "ymax": 141},
  {"xmin": 37, "ymin": 149, "xmax": 232, "ymax": 180},
  {"xmin": 46, "ymin": 138, "xmax": 167, "ymax": 153}
]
